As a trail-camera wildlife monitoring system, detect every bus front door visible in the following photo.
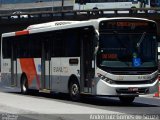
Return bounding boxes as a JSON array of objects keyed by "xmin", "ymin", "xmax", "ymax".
[
  {"xmin": 80, "ymin": 27, "xmax": 95, "ymax": 94},
  {"xmin": 11, "ymin": 42, "xmax": 17, "ymax": 86},
  {"xmin": 41, "ymin": 40, "xmax": 51, "ymax": 90}
]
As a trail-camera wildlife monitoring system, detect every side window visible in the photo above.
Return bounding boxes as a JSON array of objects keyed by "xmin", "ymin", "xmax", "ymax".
[
  {"xmin": 65, "ymin": 29, "xmax": 80, "ymax": 57},
  {"xmin": 16, "ymin": 35, "xmax": 29, "ymax": 58},
  {"xmin": 14, "ymin": 34, "xmax": 42, "ymax": 58},
  {"xmin": 52, "ymin": 31, "xmax": 65, "ymax": 57},
  {"xmin": 51, "ymin": 28, "xmax": 81, "ymax": 57},
  {"xmin": 2, "ymin": 37, "xmax": 12, "ymax": 58},
  {"xmin": 29, "ymin": 34, "xmax": 42, "ymax": 58}
]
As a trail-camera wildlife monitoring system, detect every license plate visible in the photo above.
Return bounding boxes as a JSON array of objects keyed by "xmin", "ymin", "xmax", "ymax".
[{"xmin": 128, "ymin": 87, "xmax": 139, "ymax": 92}]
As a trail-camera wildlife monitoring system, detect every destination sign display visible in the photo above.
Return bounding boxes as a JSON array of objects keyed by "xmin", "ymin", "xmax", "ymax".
[
  {"xmin": 109, "ymin": 21, "xmax": 148, "ymax": 27},
  {"xmin": 99, "ymin": 20, "xmax": 157, "ymax": 32}
]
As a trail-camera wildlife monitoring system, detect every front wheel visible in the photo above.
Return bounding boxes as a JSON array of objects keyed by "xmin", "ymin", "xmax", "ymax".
[
  {"xmin": 119, "ymin": 96, "xmax": 135, "ymax": 104},
  {"xmin": 21, "ymin": 75, "xmax": 29, "ymax": 94},
  {"xmin": 69, "ymin": 80, "xmax": 80, "ymax": 101}
]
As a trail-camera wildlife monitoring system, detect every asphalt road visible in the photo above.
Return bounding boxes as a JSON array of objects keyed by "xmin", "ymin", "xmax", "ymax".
[{"xmin": 0, "ymin": 85, "xmax": 160, "ymax": 120}]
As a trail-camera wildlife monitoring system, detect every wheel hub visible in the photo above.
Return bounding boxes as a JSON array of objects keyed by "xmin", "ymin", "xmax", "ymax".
[
  {"xmin": 72, "ymin": 84, "xmax": 79, "ymax": 95},
  {"xmin": 22, "ymin": 81, "xmax": 27, "ymax": 92}
]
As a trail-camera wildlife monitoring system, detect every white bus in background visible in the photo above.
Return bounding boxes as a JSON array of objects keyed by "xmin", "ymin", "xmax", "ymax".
[
  {"xmin": 1, "ymin": 17, "xmax": 158, "ymax": 104},
  {"xmin": 74, "ymin": 0, "xmax": 151, "ymax": 10}
]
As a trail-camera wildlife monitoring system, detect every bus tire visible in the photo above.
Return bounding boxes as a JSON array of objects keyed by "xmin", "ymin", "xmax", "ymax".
[
  {"xmin": 69, "ymin": 80, "xmax": 80, "ymax": 101},
  {"xmin": 119, "ymin": 96, "xmax": 135, "ymax": 104},
  {"xmin": 21, "ymin": 75, "xmax": 29, "ymax": 95}
]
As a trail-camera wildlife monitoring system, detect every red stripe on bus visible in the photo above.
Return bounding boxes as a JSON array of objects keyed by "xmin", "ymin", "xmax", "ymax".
[
  {"xmin": 20, "ymin": 58, "xmax": 40, "ymax": 89},
  {"xmin": 32, "ymin": 59, "xmax": 40, "ymax": 89},
  {"xmin": 15, "ymin": 30, "xmax": 29, "ymax": 36}
]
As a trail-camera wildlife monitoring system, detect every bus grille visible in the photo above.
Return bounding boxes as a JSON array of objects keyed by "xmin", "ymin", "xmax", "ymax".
[
  {"xmin": 110, "ymin": 71, "xmax": 153, "ymax": 75},
  {"xmin": 113, "ymin": 79, "xmax": 156, "ymax": 85},
  {"xmin": 116, "ymin": 88, "xmax": 149, "ymax": 94}
]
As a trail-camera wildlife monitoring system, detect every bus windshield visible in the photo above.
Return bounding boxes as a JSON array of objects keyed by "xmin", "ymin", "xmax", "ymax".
[{"xmin": 97, "ymin": 20, "xmax": 157, "ymax": 69}]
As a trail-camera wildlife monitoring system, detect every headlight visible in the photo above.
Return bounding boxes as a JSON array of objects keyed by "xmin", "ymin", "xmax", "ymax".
[
  {"xmin": 148, "ymin": 76, "xmax": 158, "ymax": 84},
  {"xmin": 97, "ymin": 73, "xmax": 115, "ymax": 84}
]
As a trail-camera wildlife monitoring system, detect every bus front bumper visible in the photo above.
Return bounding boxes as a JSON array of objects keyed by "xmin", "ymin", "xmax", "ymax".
[{"xmin": 96, "ymin": 78, "xmax": 159, "ymax": 96}]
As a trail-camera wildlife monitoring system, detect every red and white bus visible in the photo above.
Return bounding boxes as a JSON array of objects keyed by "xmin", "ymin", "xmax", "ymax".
[{"xmin": 1, "ymin": 17, "xmax": 158, "ymax": 103}]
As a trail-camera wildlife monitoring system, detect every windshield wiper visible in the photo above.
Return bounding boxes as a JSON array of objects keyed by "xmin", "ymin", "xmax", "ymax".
[{"xmin": 136, "ymin": 32, "xmax": 146, "ymax": 48}]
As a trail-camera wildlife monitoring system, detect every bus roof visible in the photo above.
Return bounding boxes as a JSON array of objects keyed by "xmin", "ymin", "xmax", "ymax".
[
  {"xmin": 2, "ymin": 17, "xmax": 156, "ymax": 38},
  {"xmin": 2, "ymin": 20, "xmax": 94, "ymax": 38},
  {"xmin": 27, "ymin": 21, "xmax": 80, "ymax": 30},
  {"xmin": 96, "ymin": 17, "xmax": 156, "ymax": 23}
]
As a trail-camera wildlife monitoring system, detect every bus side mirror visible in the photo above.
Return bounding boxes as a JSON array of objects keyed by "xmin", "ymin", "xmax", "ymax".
[
  {"xmin": 94, "ymin": 34, "xmax": 99, "ymax": 47},
  {"xmin": 94, "ymin": 30, "xmax": 99, "ymax": 54},
  {"xmin": 94, "ymin": 30, "xmax": 99, "ymax": 46}
]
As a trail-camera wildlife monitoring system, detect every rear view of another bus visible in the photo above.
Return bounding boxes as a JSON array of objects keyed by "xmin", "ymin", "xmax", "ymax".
[{"xmin": 94, "ymin": 17, "xmax": 158, "ymax": 103}]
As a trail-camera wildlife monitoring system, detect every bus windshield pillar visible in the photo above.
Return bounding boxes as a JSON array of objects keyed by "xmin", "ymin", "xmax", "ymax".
[{"xmin": 80, "ymin": 27, "xmax": 95, "ymax": 93}]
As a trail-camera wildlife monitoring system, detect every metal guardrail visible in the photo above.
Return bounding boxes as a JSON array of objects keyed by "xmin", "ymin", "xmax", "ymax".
[
  {"xmin": 0, "ymin": 8, "xmax": 159, "ymax": 42},
  {"xmin": 0, "ymin": 8, "xmax": 159, "ymax": 20}
]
